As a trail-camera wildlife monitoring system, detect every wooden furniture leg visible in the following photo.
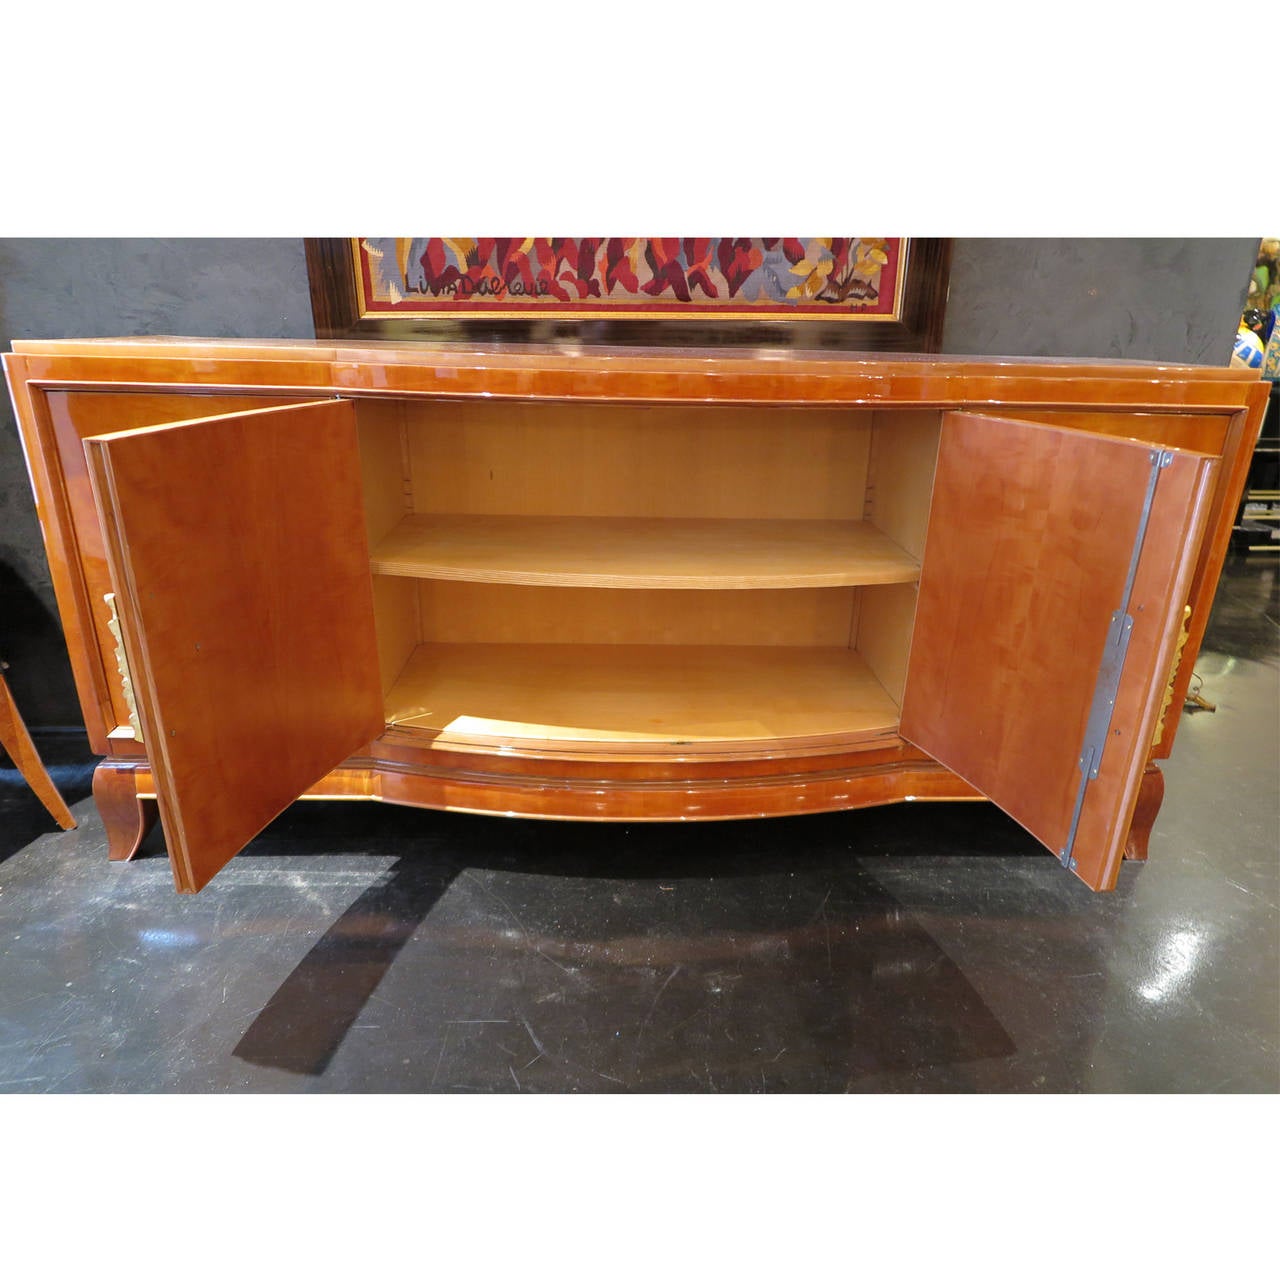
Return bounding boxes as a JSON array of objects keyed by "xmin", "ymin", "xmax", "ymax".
[
  {"xmin": 0, "ymin": 667, "xmax": 76, "ymax": 830},
  {"xmin": 93, "ymin": 760, "xmax": 159, "ymax": 861},
  {"xmin": 1123, "ymin": 763, "xmax": 1165, "ymax": 862}
]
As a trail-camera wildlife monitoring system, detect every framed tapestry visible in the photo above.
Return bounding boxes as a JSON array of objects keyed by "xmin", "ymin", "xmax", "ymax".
[{"xmin": 305, "ymin": 238, "xmax": 951, "ymax": 350}]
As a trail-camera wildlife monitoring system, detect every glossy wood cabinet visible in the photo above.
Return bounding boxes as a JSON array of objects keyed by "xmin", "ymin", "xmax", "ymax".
[{"xmin": 4, "ymin": 339, "xmax": 1268, "ymax": 893}]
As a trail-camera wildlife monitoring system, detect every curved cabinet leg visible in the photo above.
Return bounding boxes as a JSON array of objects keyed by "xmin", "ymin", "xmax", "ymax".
[
  {"xmin": 93, "ymin": 761, "xmax": 159, "ymax": 862},
  {"xmin": 1123, "ymin": 762, "xmax": 1165, "ymax": 862}
]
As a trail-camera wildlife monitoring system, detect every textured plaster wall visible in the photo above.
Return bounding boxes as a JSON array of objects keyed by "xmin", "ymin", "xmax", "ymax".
[
  {"xmin": 0, "ymin": 237, "xmax": 1260, "ymax": 727},
  {"xmin": 941, "ymin": 239, "xmax": 1256, "ymax": 363}
]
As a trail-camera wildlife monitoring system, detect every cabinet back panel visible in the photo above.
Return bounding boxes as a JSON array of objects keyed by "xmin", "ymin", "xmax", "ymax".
[
  {"xmin": 399, "ymin": 401, "xmax": 873, "ymax": 519},
  {"xmin": 414, "ymin": 580, "xmax": 858, "ymax": 647}
]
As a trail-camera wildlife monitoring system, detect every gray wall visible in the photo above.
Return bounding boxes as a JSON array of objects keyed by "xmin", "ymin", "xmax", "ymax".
[
  {"xmin": 0, "ymin": 237, "xmax": 1258, "ymax": 728},
  {"xmin": 942, "ymin": 239, "xmax": 1256, "ymax": 363},
  {"xmin": 0, "ymin": 239, "xmax": 313, "ymax": 724}
]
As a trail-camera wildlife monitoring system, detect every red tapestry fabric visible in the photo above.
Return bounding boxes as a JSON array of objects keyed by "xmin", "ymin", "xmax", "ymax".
[{"xmin": 356, "ymin": 238, "xmax": 904, "ymax": 318}]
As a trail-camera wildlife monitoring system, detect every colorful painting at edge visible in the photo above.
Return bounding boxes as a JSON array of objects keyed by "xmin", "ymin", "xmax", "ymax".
[{"xmin": 353, "ymin": 238, "xmax": 908, "ymax": 321}]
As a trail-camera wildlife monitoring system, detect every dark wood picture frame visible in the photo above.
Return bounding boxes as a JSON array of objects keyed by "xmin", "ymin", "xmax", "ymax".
[{"xmin": 305, "ymin": 238, "xmax": 952, "ymax": 351}]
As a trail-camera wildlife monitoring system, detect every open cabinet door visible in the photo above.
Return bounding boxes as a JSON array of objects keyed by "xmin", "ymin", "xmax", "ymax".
[
  {"xmin": 900, "ymin": 412, "xmax": 1216, "ymax": 891},
  {"xmin": 84, "ymin": 400, "xmax": 384, "ymax": 892}
]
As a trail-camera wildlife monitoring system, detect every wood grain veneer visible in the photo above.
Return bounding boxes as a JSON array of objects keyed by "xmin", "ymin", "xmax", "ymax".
[
  {"xmin": 83, "ymin": 400, "xmax": 385, "ymax": 892},
  {"xmin": 900, "ymin": 412, "xmax": 1215, "ymax": 891},
  {"xmin": 370, "ymin": 514, "xmax": 920, "ymax": 590},
  {"xmin": 400, "ymin": 401, "xmax": 873, "ymax": 521},
  {"xmin": 411, "ymin": 581, "xmax": 861, "ymax": 648}
]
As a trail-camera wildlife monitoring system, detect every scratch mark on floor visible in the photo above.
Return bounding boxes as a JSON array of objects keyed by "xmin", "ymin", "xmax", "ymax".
[
  {"xmin": 631, "ymin": 964, "xmax": 682, "ymax": 1068},
  {"xmin": 463, "ymin": 870, "xmax": 529, "ymax": 941},
  {"xmin": 461, "ymin": 871, "xmax": 577, "ymax": 977},
  {"xmin": 534, "ymin": 946, "xmax": 575, "ymax": 975},
  {"xmin": 816, "ymin": 889, "xmax": 833, "ymax": 972},
  {"xmin": 509, "ymin": 1064, "xmax": 522, "ymax": 1090},
  {"xmin": 430, "ymin": 1026, "xmax": 451, "ymax": 1088},
  {"xmin": 520, "ymin": 1013, "xmax": 546, "ymax": 1057}
]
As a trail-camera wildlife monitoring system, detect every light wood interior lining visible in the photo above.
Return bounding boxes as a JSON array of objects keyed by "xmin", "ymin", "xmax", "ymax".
[
  {"xmin": 400, "ymin": 400, "xmax": 874, "ymax": 519},
  {"xmin": 358, "ymin": 399, "xmax": 945, "ymax": 742},
  {"xmin": 371, "ymin": 574, "xmax": 419, "ymax": 697},
  {"xmin": 864, "ymin": 410, "xmax": 943, "ymax": 560},
  {"xmin": 855, "ymin": 581, "xmax": 921, "ymax": 705},
  {"xmin": 370, "ymin": 514, "xmax": 920, "ymax": 589},
  {"xmin": 356, "ymin": 399, "xmax": 410, "ymax": 544},
  {"xmin": 413, "ymin": 581, "xmax": 861, "ymax": 647},
  {"xmin": 385, "ymin": 643, "xmax": 900, "ymax": 746}
]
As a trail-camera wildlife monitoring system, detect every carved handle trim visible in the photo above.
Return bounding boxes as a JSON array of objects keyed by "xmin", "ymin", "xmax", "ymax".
[
  {"xmin": 1151, "ymin": 604, "xmax": 1192, "ymax": 749},
  {"xmin": 103, "ymin": 592, "xmax": 143, "ymax": 743}
]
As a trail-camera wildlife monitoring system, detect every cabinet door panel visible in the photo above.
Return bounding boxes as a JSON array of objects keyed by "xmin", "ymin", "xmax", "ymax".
[
  {"xmin": 900, "ymin": 412, "xmax": 1215, "ymax": 890},
  {"xmin": 47, "ymin": 390, "xmax": 315, "ymax": 744},
  {"xmin": 85, "ymin": 400, "xmax": 384, "ymax": 892}
]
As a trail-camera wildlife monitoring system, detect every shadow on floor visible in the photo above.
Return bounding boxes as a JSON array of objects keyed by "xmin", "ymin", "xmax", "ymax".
[{"xmin": 228, "ymin": 800, "xmax": 1035, "ymax": 1081}]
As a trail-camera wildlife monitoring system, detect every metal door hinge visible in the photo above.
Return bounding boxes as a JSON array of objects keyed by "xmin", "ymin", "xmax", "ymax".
[{"xmin": 1059, "ymin": 448, "xmax": 1173, "ymax": 868}]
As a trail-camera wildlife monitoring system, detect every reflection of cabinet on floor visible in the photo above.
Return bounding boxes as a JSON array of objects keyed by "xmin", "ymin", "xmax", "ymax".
[{"xmin": 4, "ymin": 339, "xmax": 1268, "ymax": 894}]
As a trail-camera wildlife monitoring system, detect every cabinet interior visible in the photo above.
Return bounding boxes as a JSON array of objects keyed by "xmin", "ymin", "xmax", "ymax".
[{"xmin": 356, "ymin": 397, "xmax": 942, "ymax": 750}]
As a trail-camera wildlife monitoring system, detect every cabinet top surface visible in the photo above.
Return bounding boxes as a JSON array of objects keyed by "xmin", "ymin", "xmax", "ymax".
[
  {"xmin": 7, "ymin": 338, "xmax": 1266, "ymax": 414},
  {"xmin": 7, "ymin": 335, "xmax": 1260, "ymax": 381}
]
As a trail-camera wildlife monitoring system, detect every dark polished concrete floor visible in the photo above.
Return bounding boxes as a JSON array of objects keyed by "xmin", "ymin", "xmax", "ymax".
[{"xmin": 1, "ymin": 556, "xmax": 1276, "ymax": 1093}]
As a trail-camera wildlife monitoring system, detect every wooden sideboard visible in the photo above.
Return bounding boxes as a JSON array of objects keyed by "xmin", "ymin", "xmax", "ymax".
[{"xmin": 4, "ymin": 338, "xmax": 1267, "ymax": 893}]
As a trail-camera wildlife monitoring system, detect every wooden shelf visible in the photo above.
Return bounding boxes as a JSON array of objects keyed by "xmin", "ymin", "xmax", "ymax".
[
  {"xmin": 385, "ymin": 643, "xmax": 901, "ymax": 746},
  {"xmin": 370, "ymin": 514, "xmax": 919, "ymax": 589}
]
